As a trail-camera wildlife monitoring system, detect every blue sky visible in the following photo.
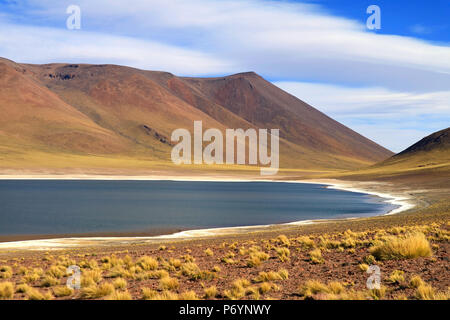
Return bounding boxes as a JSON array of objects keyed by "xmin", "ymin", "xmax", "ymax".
[
  {"xmin": 0, "ymin": 0, "xmax": 449, "ymax": 152},
  {"xmin": 309, "ymin": 0, "xmax": 449, "ymax": 42}
]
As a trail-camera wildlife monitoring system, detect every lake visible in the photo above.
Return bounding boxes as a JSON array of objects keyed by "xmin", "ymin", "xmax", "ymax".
[{"xmin": 0, "ymin": 180, "xmax": 396, "ymax": 237}]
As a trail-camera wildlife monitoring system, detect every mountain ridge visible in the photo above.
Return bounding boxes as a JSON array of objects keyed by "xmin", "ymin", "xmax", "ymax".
[{"xmin": 0, "ymin": 58, "xmax": 393, "ymax": 172}]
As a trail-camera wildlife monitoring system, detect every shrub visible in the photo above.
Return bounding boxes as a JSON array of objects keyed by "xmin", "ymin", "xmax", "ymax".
[
  {"xmin": 142, "ymin": 288, "xmax": 158, "ymax": 300},
  {"xmin": 204, "ymin": 248, "xmax": 214, "ymax": 256},
  {"xmin": 298, "ymin": 280, "xmax": 329, "ymax": 297},
  {"xmin": 276, "ymin": 235, "xmax": 290, "ymax": 246},
  {"xmin": 358, "ymin": 264, "xmax": 369, "ymax": 272},
  {"xmin": 363, "ymin": 255, "xmax": 376, "ymax": 265},
  {"xmin": 224, "ymin": 279, "xmax": 251, "ymax": 300},
  {"xmin": 142, "ymin": 288, "xmax": 178, "ymax": 300},
  {"xmin": 81, "ymin": 283, "xmax": 115, "ymax": 299},
  {"xmin": 415, "ymin": 284, "xmax": 435, "ymax": 300},
  {"xmin": 0, "ymin": 282, "xmax": 14, "ymax": 299},
  {"xmin": 247, "ymin": 255, "xmax": 262, "ymax": 267},
  {"xmin": 113, "ymin": 278, "xmax": 127, "ymax": 290},
  {"xmin": 137, "ymin": 256, "xmax": 158, "ymax": 271},
  {"xmin": 53, "ymin": 286, "xmax": 74, "ymax": 297},
  {"xmin": 179, "ymin": 291, "xmax": 199, "ymax": 300},
  {"xmin": 298, "ymin": 280, "xmax": 347, "ymax": 298},
  {"xmin": 370, "ymin": 232, "xmax": 432, "ymax": 260},
  {"xmin": 0, "ymin": 266, "xmax": 12, "ymax": 279},
  {"xmin": 180, "ymin": 263, "xmax": 204, "ymax": 280},
  {"xmin": 368, "ymin": 286, "xmax": 387, "ymax": 300},
  {"xmin": 27, "ymin": 288, "xmax": 53, "ymax": 300},
  {"xmin": 159, "ymin": 277, "xmax": 179, "ymax": 290},
  {"xmin": 296, "ymin": 236, "xmax": 315, "ymax": 249},
  {"xmin": 387, "ymin": 270, "xmax": 405, "ymax": 284},
  {"xmin": 147, "ymin": 270, "xmax": 169, "ymax": 279},
  {"xmin": 46, "ymin": 265, "xmax": 66, "ymax": 278},
  {"xmin": 15, "ymin": 284, "xmax": 31, "ymax": 294},
  {"xmin": 409, "ymin": 275, "xmax": 425, "ymax": 289},
  {"xmin": 275, "ymin": 247, "xmax": 290, "ymax": 262},
  {"xmin": 107, "ymin": 290, "xmax": 132, "ymax": 300},
  {"xmin": 40, "ymin": 275, "xmax": 60, "ymax": 287},
  {"xmin": 309, "ymin": 248, "xmax": 324, "ymax": 264},
  {"xmin": 258, "ymin": 282, "xmax": 272, "ymax": 294},
  {"xmin": 81, "ymin": 269, "xmax": 103, "ymax": 287},
  {"xmin": 278, "ymin": 269, "xmax": 289, "ymax": 280},
  {"xmin": 253, "ymin": 270, "xmax": 286, "ymax": 283},
  {"xmin": 204, "ymin": 286, "xmax": 218, "ymax": 299}
]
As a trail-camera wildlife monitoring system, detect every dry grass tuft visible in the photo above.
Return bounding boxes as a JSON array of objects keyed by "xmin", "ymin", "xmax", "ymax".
[
  {"xmin": 53, "ymin": 286, "xmax": 74, "ymax": 297},
  {"xmin": 387, "ymin": 270, "xmax": 405, "ymax": 284},
  {"xmin": 224, "ymin": 278, "xmax": 251, "ymax": 300},
  {"xmin": 46, "ymin": 265, "xmax": 67, "ymax": 278},
  {"xmin": 409, "ymin": 275, "xmax": 425, "ymax": 289},
  {"xmin": 309, "ymin": 248, "xmax": 324, "ymax": 264},
  {"xmin": 81, "ymin": 282, "xmax": 115, "ymax": 299},
  {"xmin": 253, "ymin": 269, "xmax": 288, "ymax": 283},
  {"xmin": 107, "ymin": 290, "xmax": 132, "ymax": 300},
  {"xmin": 0, "ymin": 266, "xmax": 13, "ymax": 279},
  {"xmin": 203, "ymin": 286, "xmax": 218, "ymax": 299},
  {"xmin": 15, "ymin": 284, "xmax": 31, "ymax": 294},
  {"xmin": 370, "ymin": 232, "xmax": 432, "ymax": 260},
  {"xmin": 179, "ymin": 290, "xmax": 199, "ymax": 300},
  {"xmin": 81, "ymin": 269, "xmax": 103, "ymax": 287},
  {"xmin": 276, "ymin": 235, "xmax": 290, "ymax": 246},
  {"xmin": 40, "ymin": 275, "xmax": 60, "ymax": 287},
  {"xmin": 0, "ymin": 282, "xmax": 14, "ymax": 299},
  {"xmin": 113, "ymin": 278, "xmax": 127, "ymax": 290},
  {"xmin": 159, "ymin": 277, "xmax": 179, "ymax": 290},
  {"xmin": 27, "ymin": 288, "xmax": 53, "ymax": 300},
  {"xmin": 136, "ymin": 256, "xmax": 158, "ymax": 271},
  {"xmin": 275, "ymin": 247, "xmax": 290, "ymax": 262},
  {"xmin": 415, "ymin": 283, "xmax": 449, "ymax": 300},
  {"xmin": 142, "ymin": 288, "xmax": 178, "ymax": 300},
  {"xmin": 358, "ymin": 263, "xmax": 369, "ymax": 272}
]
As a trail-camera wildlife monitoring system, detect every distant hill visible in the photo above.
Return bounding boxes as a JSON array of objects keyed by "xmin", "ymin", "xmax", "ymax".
[
  {"xmin": 395, "ymin": 128, "xmax": 449, "ymax": 156},
  {"xmin": 379, "ymin": 127, "xmax": 449, "ymax": 168},
  {"xmin": 333, "ymin": 128, "xmax": 450, "ymax": 185},
  {"xmin": 0, "ymin": 57, "xmax": 393, "ymax": 173}
]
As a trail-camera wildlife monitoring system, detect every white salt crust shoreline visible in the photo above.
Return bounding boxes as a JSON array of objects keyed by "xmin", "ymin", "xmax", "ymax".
[{"xmin": 0, "ymin": 175, "xmax": 416, "ymax": 250}]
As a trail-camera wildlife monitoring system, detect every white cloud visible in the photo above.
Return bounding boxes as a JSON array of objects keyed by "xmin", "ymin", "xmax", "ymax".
[
  {"xmin": 1, "ymin": 0, "xmax": 449, "ymax": 151},
  {"xmin": 275, "ymin": 81, "xmax": 450, "ymax": 152},
  {"xmin": 410, "ymin": 24, "xmax": 432, "ymax": 35},
  {"xmin": 9, "ymin": 0, "xmax": 450, "ymax": 91},
  {"xmin": 0, "ymin": 22, "xmax": 234, "ymax": 75}
]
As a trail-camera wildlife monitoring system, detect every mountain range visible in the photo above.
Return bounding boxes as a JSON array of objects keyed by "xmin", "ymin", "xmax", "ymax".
[{"xmin": 0, "ymin": 57, "xmax": 394, "ymax": 173}]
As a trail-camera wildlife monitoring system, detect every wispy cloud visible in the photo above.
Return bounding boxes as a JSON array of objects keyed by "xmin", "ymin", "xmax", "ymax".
[
  {"xmin": 0, "ymin": 0, "xmax": 449, "ymax": 151},
  {"xmin": 410, "ymin": 24, "xmax": 432, "ymax": 35},
  {"xmin": 2, "ymin": 0, "xmax": 450, "ymax": 90},
  {"xmin": 0, "ymin": 21, "xmax": 234, "ymax": 75},
  {"xmin": 275, "ymin": 81, "xmax": 450, "ymax": 152}
]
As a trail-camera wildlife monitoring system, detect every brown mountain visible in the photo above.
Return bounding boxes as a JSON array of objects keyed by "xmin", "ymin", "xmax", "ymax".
[
  {"xmin": 0, "ymin": 57, "xmax": 393, "ymax": 173},
  {"xmin": 376, "ymin": 127, "xmax": 450, "ymax": 169},
  {"xmin": 395, "ymin": 127, "xmax": 450, "ymax": 156},
  {"xmin": 334, "ymin": 128, "xmax": 450, "ymax": 187}
]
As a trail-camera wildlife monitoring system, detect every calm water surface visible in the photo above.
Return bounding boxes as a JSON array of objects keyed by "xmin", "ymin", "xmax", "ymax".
[{"xmin": 0, "ymin": 180, "xmax": 396, "ymax": 236}]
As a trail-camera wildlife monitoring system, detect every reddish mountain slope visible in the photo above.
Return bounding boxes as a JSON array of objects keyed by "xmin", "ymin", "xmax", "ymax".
[{"xmin": 0, "ymin": 58, "xmax": 393, "ymax": 171}]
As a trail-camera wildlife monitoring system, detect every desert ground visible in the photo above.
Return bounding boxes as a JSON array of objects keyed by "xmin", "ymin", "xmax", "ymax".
[{"xmin": 0, "ymin": 169, "xmax": 448, "ymax": 301}]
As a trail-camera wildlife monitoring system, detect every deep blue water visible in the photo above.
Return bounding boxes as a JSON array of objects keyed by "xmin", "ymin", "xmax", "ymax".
[{"xmin": 0, "ymin": 180, "xmax": 396, "ymax": 236}]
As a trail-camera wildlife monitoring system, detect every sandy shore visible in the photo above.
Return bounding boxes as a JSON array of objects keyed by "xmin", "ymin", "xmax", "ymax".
[{"xmin": 0, "ymin": 174, "xmax": 420, "ymax": 251}]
